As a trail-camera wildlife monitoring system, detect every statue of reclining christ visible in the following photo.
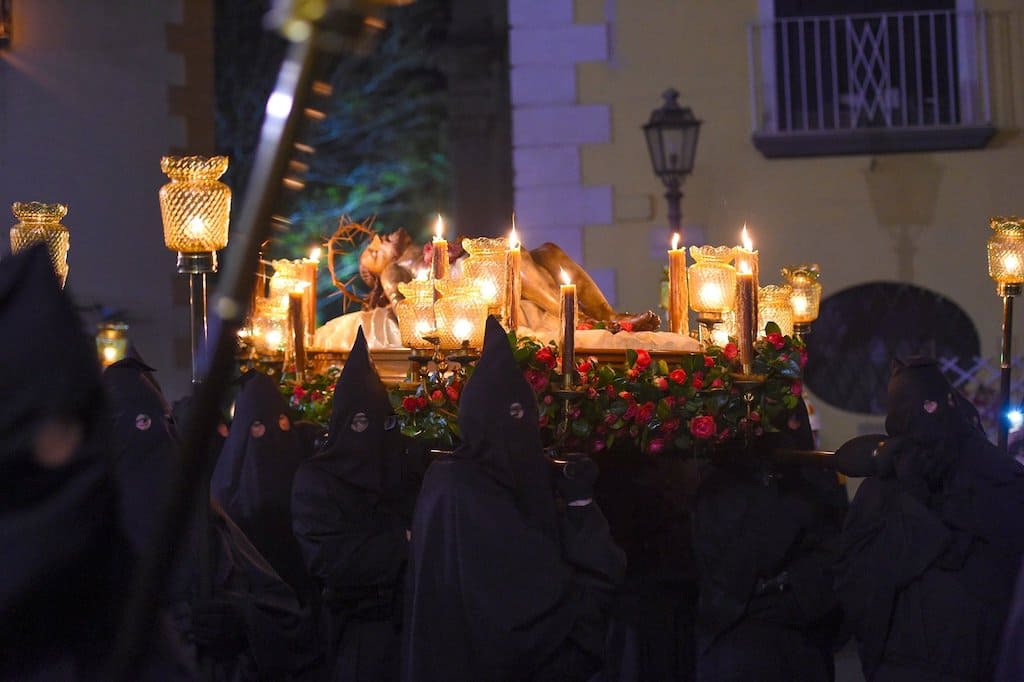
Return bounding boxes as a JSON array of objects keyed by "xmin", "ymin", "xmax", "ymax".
[{"xmin": 357, "ymin": 229, "xmax": 661, "ymax": 332}]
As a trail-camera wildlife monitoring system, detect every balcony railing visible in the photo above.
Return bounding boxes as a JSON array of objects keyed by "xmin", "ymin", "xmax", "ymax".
[{"xmin": 747, "ymin": 10, "xmax": 995, "ymax": 157}]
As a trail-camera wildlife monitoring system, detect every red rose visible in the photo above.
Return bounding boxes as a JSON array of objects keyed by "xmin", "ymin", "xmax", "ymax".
[
  {"xmin": 669, "ymin": 368, "xmax": 687, "ymax": 384},
  {"xmin": 401, "ymin": 396, "xmax": 420, "ymax": 413},
  {"xmin": 535, "ymin": 346, "xmax": 557, "ymax": 369},
  {"xmin": 327, "ymin": 383, "xmax": 336, "ymax": 393},
  {"xmin": 619, "ymin": 391, "xmax": 632, "ymax": 400},
  {"xmin": 293, "ymin": 385, "xmax": 306, "ymax": 399},
  {"xmin": 749, "ymin": 411, "xmax": 761, "ymax": 423},
  {"xmin": 416, "ymin": 396, "xmax": 429, "ymax": 410},
  {"xmin": 624, "ymin": 403, "xmax": 639, "ymax": 421},
  {"xmin": 654, "ymin": 376, "xmax": 669, "ymax": 391},
  {"xmin": 690, "ymin": 415, "xmax": 717, "ymax": 439},
  {"xmin": 635, "ymin": 349, "xmax": 651, "ymax": 370},
  {"xmin": 691, "ymin": 375, "xmax": 704, "ymax": 390},
  {"xmin": 577, "ymin": 360, "xmax": 593, "ymax": 375},
  {"xmin": 791, "ymin": 380, "xmax": 803, "ymax": 396},
  {"xmin": 430, "ymin": 390, "xmax": 444, "ymax": 403},
  {"xmin": 637, "ymin": 401, "xmax": 656, "ymax": 423},
  {"xmin": 704, "ymin": 355, "xmax": 715, "ymax": 368},
  {"xmin": 445, "ymin": 384, "xmax": 460, "ymax": 402},
  {"xmin": 586, "ymin": 387, "xmax": 598, "ymax": 399},
  {"xmin": 766, "ymin": 332, "xmax": 785, "ymax": 350},
  {"xmin": 723, "ymin": 343, "xmax": 739, "ymax": 361},
  {"xmin": 711, "ymin": 378, "xmax": 723, "ymax": 389},
  {"xmin": 663, "ymin": 396, "xmax": 676, "ymax": 409},
  {"xmin": 646, "ymin": 437, "xmax": 666, "ymax": 454},
  {"xmin": 627, "ymin": 368, "xmax": 640, "ymax": 380},
  {"xmin": 310, "ymin": 390, "xmax": 322, "ymax": 402},
  {"xmin": 662, "ymin": 418, "xmax": 680, "ymax": 433}
]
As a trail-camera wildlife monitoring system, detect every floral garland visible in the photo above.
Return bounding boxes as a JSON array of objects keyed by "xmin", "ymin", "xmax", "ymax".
[{"xmin": 280, "ymin": 322, "xmax": 805, "ymax": 456}]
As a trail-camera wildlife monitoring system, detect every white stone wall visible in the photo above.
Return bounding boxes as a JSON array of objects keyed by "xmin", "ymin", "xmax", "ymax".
[{"xmin": 508, "ymin": 0, "xmax": 617, "ymax": 303}]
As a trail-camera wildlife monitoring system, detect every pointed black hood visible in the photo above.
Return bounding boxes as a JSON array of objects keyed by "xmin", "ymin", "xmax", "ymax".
[
  {"xmin": 0, "ymin": 244, "xmax": 103, "ymax": 460},
  {"xmin": 885, "ymin": 356, "xmax": 969, "ymax": 440},
  {"xmin": 456, "ymin": 316, "xmax": 559, "ymax": 540},
  {"xmin": 316, "ymin": 326, "xmax": 404, "ymax": 493}
]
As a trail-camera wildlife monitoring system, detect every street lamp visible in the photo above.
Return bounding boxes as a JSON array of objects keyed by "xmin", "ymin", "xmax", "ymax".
[{"xmin": 643, "ymin": 89, "xmax": 702, "ymax": 234}]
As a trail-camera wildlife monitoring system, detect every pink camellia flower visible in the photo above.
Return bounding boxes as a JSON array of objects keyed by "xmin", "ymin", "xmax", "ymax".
[
  {"xmin": 662, "ymin": 418, "xmax": 680, "ymax": 433},
  {"xmin": 636, "ymin": 401, "xmax": 656, "ymax": 423},
  {"xmin": 624, "ymin": 402, "xmax": 639, "ymax": 421},
  {"xmin": 669, "ymin": 368, "xmax": 687, "ymax": 385},
  {"xmin": 691, "ymin": 375, "xmax": 704, "ymax": 390},
  {"xmin": 310, "ymin": 390, "xmax": 322, "ymax": 402},
  {"xmin": 627, "ymin": 368, "xmax": 640, "ymax": 380},
  {"xmin": 704, "ymin": 355, "xmax": 715, "ymax": 368},
  {"xmin": 791, "ymin": 380, "xmax": 803, "ymax": 396},
  {"xmin": 766, "ymin": 332, "xmax": 786, "ymax": 350},
  {"xmin": 543, "ymin": 394, "xmax": 554, "ymax": 405},
  {"xmin": 635, "ymin": 349, "xmax": 652, "ymax": 370},
  {"xmin": 293, "ymin": 385, "xmax": 307, "ymax": 399},
  {"xmin": 430, "ymin": 390, "xmax": 444, "ymax": 404},
  {"xmin": 654, "ymin": 376, "xmax": 669, "ymax": 391},
  {"xmin": 749, "ymin": 411, "xmax": 762, "ymax": 423},
  {"xmin": 690, "ymin": 415, "xmax": 717, "ymax": 439},
  {"xmin": 446, "ymin": 383, "xmax": 461, "ymax": 402},
  {"xmin": 587, "ymin": 387, "xmax": 598, "ymax": 399},
  {"xmin": 663, "ymin": 396, "xmax": 676, "ymax": 409},
  {"xmin": 723, "ymin": 343, "xmax": 739, "ymax": 361},
  {"xmin": 416, "ymin": 396, "xmax": 429, "ymax": 411},
  {"xmin": 647, "ymin": 437, "xmax": 666, "ymax": 454},
  {"xmin": 401, "ymin": 396, "xmax": 420, "ymax": 413},
  {"xmin": 525, "ymin": 369, "xmax": 549, "ymax": 392},
  {"xmin": 577, "ymin": 360, "xmax": 593, "ymax": 375},
  {"xmin": 710, "ymin": 378, "xmax": 723, "ymax": 389},
  {"xmin": 619, "ymin": 391, "xmax": 632, "ymax": 400}
]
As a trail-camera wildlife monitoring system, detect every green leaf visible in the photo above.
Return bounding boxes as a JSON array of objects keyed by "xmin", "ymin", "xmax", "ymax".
[
  {"xmin": 609, "ymin": 400, "xmax": 628, "ymax": 416},
  {"xmin": 656, "ymin": 359, "xmax": 670, "ymax": 375},
  {"xmin": 625, "ymin": 348, "xmax": 638, "ymax": 367},
  {"xmin": 571, "ymin": 419, "xmax": 591, "ymax": 437},
  {"xmin": 764, "ymin": 321, "xmax": 781, "ymax": 336}
]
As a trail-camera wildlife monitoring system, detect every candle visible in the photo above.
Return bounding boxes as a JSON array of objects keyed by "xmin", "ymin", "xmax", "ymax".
[
  {"xmin": 668, "ymin": 232, "xmax": 689, "ymax": 336},
  {"xmin": 288, "ymin": 291, "xmax": 306, "ymax": 381},
  {"xmin": 735, "ymin": 260, "xmax": 756, "ymax": 374},
  {"xmin": 506, "ymin": 220, "xmax": 522, "ymax": 331},
  {"xmin": 431, "ymin": 214, "xmax": 448, "ymax": 281},
  {"xmin": 559, "ymin": 268, "xmax": 577, "ymax": 383},
  {"xmin": 301, "ymin": 246, "xmax": 320, "ymax": 340},
  {"xmin": 737, "ymin": 225, "xmax": 760, "ymax": 334}
]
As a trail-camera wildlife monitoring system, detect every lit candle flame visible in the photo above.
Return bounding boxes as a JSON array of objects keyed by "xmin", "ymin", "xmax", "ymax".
[
  {"xmin": 671, "ymin": 232, "xmax": 680, "ymax": 251},
  {"xmin": 509, "ymin": 224, "xmax": 520, "ymax": 250},
  {"xmin": 711, "ymin": 327, "xmax": 731, "ymax": 347},
  {"xmin": 102, "ymin": 346, "xmax": 118, "ymax": 364},
  {"xmin": 415, "ymin": 268, "xmax": 429, "ymax": 282},
  {"xmin": 1004, "ymin": 253, "xmax": 1022, "ymax": 275},
  {"xmin": 738, "ymin": 260, "xmax": 752, "ymax": 275},
  {"xmin": 187, "ymin": 216, "xmax": 205, "ymax": 237},
  {"xmin": 478, "ymin": 279, "xmax": 499, "ymax": 303},
  {"xmin": 792, "ymin": 294, "xmax": 809, "ymax": 316},
  {"xmin": 560, "ymin": 268, "xmax": 572, "ymax": 286},
  {"xmin": 741, "ymin": 224, "xmax": 753, "ymax": 252},
  {"xmin": 433, "ymin": 214, "xmax": 445, "ymax": 241},
  {"xmin": 309, "ymin": 246, "xmax": 321, "ymax": 261},
  {"xmin": 699, "ymin": 283, "xmax": 725, "ymax": 309},
  {"xmin": 452, "ymin": 318, "xmax": 473, "ymax": 342},
  {"xmin": 265, "ymin": 329, "xmax": 283, "ymax": 347}
]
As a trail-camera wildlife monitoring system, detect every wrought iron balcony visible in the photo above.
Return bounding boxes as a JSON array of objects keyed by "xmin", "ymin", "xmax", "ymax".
[{"xmin": 747, "ymin": 10, "xmax": 995, "ymax": 158}]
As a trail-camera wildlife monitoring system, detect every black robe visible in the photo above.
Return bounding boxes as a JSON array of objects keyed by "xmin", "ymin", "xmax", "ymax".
[
  {"xmin": 402, "ymin": 316, "xmax": 626, "ymax": 682},
  {"xmin": 835, "ymin": 357, "xmax": 1024, "ymax": 681},
  {"xmin": 103, "ymin": 358, "xmax": 319, "ymax": 680},
  {"xmin": 292, "ymin": 326, "xmax": 423, "ymax": 681},
  {"xmin": 0, "ymin": 245, "xmax": 190, "ymax": 680},
  {"xmin": 212, "ymin": 371, "xmax": 314, "ymax": 602},
  {"xmin": 694, "ymin": 401, "xmax": 845, "ymax": 682}
]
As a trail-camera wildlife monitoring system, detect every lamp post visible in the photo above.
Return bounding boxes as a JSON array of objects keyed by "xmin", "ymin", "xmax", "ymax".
[
  {"xmin": 643, "ymin": 89, "xmax": 702, "ymax": 234},
  {"xmin": 159, "ymin": 155, "xmax": 231, "ymax": 387},
  {"xmin": 987, "ymin": 217, "xmax": 1024, "ymax": 453}
]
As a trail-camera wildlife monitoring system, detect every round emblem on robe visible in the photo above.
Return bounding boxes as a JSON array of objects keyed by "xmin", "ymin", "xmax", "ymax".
[
  {"xmin": 250, "ymin": 420, "xmax": 266, "ymax": 438},
  {"xmin": 135, "ymin": 414, "xmax": 152, "ymax": 431}
]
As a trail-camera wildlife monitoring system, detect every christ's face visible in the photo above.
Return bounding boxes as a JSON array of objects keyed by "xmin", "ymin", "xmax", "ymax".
[{"xmin": 360, "ymin": 235, "xmax": 402, "ymax": 277}]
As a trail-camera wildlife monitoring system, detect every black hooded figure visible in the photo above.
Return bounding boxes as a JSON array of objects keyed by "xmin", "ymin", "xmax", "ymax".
[
  {"xmin": 0, "ymin": 245, "xmax": 187, "ymax": 679},
  {"xmin": 291, "ymin": 326, "xmax": 426, "ymax": 681},
  {"xmin": 402, "ymin": 316, "xmax": 626, "ymax": 682},
  {"xmin": 212, "ymin": 371, "xmax": 315, "ymax": 602},
  {"xmin": 102, "ymin": 356, "xmax": 319, "ymax": 680},
  {"xmin": 693, "ymin": 398, "xmax": 846, "ymax": 682},
  {"xmin": 835, "ymin": 357, "xmax": 1024, "ymax": 681}
]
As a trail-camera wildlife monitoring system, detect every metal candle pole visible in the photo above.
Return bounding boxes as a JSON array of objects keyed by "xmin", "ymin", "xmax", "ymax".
[
  {"xmin": 179, "ymin": 252, "xmax": 217, "ymax": 386},
  {"xmin": 998, "ymin": 283, "xmax": 1019, "ymax": 453}
]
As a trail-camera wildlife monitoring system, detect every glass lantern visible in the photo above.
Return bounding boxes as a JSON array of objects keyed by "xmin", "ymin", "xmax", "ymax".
[
  {"xmin": 251, "ymin": 296, "xmax": 288, "ymax": 355},
  {"xmin": 687, "ymin": 246, "xmax": 736, "ymax": 322},
  {"xmin": 461, "ymin": 237, "xmax": 508, "ymax": 317},
  {"xmin": 434, "ymin": 281, "xmax": 488, "ymax": 350},
  {"xmin": 10, "ymin": 202, "xmax": 70, "ymax": 287},
  {"xmin": 269, "ymin": 259, "xmax": 307, "ymax": 305},
  {"xmin": 394, "ymin": 298, "xmax": 437, "ymax": 350},
  {"xmin": 782, "ymin": 264, "xmax": 822, "ymax": 333},
  {"xmin": 988, "ymin": 217, "xmax": 1024, "ymax": 295},
  {"xmin": 96, "ymin": 321, "xmax": 129, "ymax": 368},
  {"xmin": 758, "ymin": 285, "xmax": 794, "ymax": 337},
  {"xmin": 158, "ymin": 155, "xmax": 231, "ymax": 256}
]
